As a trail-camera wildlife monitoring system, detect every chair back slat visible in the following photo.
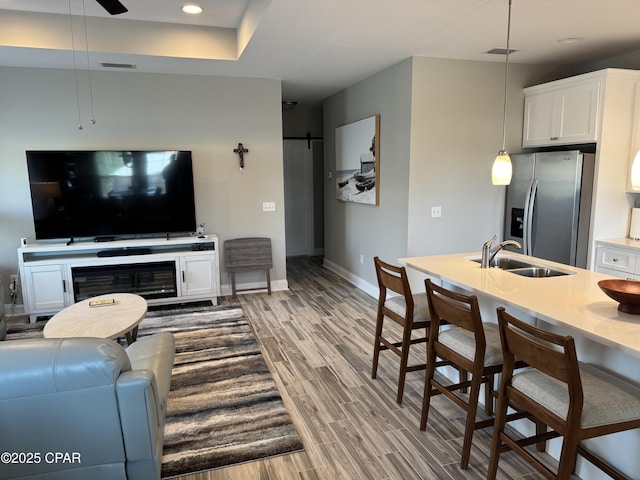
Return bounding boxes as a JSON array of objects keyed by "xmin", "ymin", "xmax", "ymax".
[
  {"xmin": 426, "ymin": 280, "xmax": 482, "ymax": 335},
  {"xmin": 374, "ymin": 256, "xmax": 412, "ymax": 299},
  {"xmin": 497, "ymin": 307, "xmax": 579, "ymax": 386}
]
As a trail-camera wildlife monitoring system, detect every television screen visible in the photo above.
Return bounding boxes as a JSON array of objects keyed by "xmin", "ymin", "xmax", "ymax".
[{"xmin": 26, "ymin": 150, "xmax": 197, "ymax": 240}]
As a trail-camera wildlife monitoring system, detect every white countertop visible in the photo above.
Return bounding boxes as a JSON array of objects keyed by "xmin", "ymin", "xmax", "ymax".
[
  {"xmin": 596, "ymin": 237, "xmax": 640, "ymax": 251},
  {"xmin": 400, "ymin": 252, "xmax": 640, "ymax": 359}
]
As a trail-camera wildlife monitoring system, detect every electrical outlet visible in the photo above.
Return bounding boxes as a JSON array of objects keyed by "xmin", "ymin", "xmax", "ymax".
[
  {"xmin": 359, "ymin": 254, "xmax": 364, "ymax": 264},
  {"xmin": 431, "ymin": 206, "xmax": 442, "ymax": 218}
]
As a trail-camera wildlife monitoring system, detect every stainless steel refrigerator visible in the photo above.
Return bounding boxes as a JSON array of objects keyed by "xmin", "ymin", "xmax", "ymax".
[{"xmin": 503, "ymin": 150, "xmax": 595, "ymax": 268}]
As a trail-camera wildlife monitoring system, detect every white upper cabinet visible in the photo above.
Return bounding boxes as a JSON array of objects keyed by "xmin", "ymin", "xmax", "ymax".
[
  {"xmin": 523, "ymin": 76, "xmax": 600, "ymax": 147},
  {"xmin": 521, "ymin": 69, "xmax": 640, "ymax": 268}
]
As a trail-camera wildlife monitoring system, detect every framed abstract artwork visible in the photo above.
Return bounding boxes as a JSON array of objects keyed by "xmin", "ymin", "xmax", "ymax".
[{"xmin": 335, "ymin": 114, "xmax": 380, "ymax": 205}]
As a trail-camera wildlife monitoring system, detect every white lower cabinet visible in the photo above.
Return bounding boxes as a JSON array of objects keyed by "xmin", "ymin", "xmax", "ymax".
[
  {"xmin": 23, "ymin": 264, "xmax": 70, "ymax": 318},
  {"xmin": 179, "ymin": 255, "xmax": 219, "ymax": 298},
  {"xmin": 595, "ymin": 242, "xmax": 640, "ymax": 280}
]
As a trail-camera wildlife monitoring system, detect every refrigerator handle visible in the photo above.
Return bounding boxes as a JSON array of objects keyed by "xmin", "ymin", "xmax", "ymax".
[
  {"xmin": 522, "ymin": 180, "xmax": 533, "ymax": 255},
  {"xmin": 524, "ymin": 179, "xmax": 538, "ymax": 256}
]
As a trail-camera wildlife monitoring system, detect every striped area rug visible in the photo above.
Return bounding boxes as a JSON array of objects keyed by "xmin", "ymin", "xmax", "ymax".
[
  {"xmin": 5, "ymin": 304, "xmax": 304, "ymax": 478},
  {"xmin": 139, "ymin": 304, "xmax": 304, "ymax": 478}
]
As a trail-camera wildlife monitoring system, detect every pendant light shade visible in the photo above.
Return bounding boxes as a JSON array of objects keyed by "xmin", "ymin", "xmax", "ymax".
[
  {"xmin": 491, "ymin": 0, "xmax": 513, "ymax": 186},
  {"xmin": 492, "ymin": 150, "xmax": 512, "ymax": 185},
  {"xmin": 632, "ymin": 149, "xmax": 640, "ymax": 190}
]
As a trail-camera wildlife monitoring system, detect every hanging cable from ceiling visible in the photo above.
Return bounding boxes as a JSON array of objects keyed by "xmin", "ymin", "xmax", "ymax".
[
  {"xmin": 81, "ymin": 0, "xmax": 97, "ymax": 125},
  {"xmin": 68, "ymin": 0, "xmax": 97, "ymax": 130},
  {"xmin": 68, "ymin": 0, "xmax": 84, "ymax": 130}
]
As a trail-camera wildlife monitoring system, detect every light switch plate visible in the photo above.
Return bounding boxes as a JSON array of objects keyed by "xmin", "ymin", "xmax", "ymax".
[{"xmin": 263, "ymin": 202, "xmax": 276, "ymax": 212}]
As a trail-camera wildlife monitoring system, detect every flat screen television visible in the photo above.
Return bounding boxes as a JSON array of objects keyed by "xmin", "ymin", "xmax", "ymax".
[{"xmin": 26, "ymin": 150, "xmax": 197, "ymax": 241}]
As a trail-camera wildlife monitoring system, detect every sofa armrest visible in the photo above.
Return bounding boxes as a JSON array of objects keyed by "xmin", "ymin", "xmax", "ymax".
[
  {"xmin": 116, "ymin": 370, "xmax": 161, "ymax": 460},
  {"xmin": 116, "ymin": 333, "xmax": 175, "ymax": 480},
  {"xmin": 125, "ymin": 332, "xmax": 175, "ymax": 409}
]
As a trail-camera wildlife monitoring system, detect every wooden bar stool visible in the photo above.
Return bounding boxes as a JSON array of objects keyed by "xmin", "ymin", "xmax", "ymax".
[
  {"xmin": 420, "ymin": 279, "xmax": 520, "ymax": 470},
  {"xmin": 489, "ymin": 307, "xmax": 640, "ymax": 480},
  {"xmin": 371, "ymin": 256, "xmax": 431, "ymax": 404}
]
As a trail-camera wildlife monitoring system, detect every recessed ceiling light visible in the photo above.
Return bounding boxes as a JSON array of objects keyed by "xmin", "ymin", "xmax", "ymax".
[{"xmin": 182, "ymin": 4, "xmax": 203, "ymax": 14}]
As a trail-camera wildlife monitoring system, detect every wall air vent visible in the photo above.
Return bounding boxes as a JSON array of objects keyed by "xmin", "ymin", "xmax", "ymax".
[
  {"xmin": 100, "ymin": 62, "xmax": 137, "ymax": 69},
  {"xmin": 486, "ymin": 48, "xmax": 517, "ymax": 55}
]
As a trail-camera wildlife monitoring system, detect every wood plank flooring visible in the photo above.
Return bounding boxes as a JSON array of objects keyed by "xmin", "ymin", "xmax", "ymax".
[
  {"xmin": 4, "ymin": 256, "xmax": 552, "ymax": 479},
  {"xmin": 182, "ymin": 256, "xmax": 550, "ymax": 480}
]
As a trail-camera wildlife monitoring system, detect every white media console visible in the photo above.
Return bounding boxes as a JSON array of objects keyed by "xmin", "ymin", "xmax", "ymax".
[{"xmin": 18, "ymin": 235, "xmax": 220, "ymax": 322}]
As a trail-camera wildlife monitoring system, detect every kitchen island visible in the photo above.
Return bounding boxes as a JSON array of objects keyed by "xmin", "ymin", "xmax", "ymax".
[{"xmin": 400, "ymin": 251, "xmax": 640, "ymax": 480}]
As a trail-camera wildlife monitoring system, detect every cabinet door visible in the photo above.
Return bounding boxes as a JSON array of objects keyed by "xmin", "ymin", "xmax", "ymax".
[
  {"xmin": 179, "ymin": 255, "xmax": 214, "ymax": 297},
  {"xmin": 556, "ymin": 81, "xmax": 600, "ymax": 144},
  {"xmin": 522, "ymin": 92, "xmax": 557, "ymax": 147},
  {"xmin": 522, "ymin": 79, "xmax": 600, "ymax": 147},
  {"xmin": 23, "ymin": 264, "xmax": 68, "ymax": 312}
]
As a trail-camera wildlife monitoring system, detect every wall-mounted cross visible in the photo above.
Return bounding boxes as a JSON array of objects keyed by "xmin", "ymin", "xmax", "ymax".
[{"xmin": 233, "ymin": 143, "xmax": 249, "ymax": 169}]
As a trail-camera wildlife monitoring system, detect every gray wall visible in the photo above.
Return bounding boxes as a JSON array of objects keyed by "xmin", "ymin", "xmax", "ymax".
[
  {"xmin": 323, "ymin": 58, "xmax": 413, "ymax": 292},
  {"xmin": 323, "ymin": 57, "xmax": 550, "ymax": 294},
  {"xmin": 0, "ymin": 67, "xmax": 286, "ymax": 303},
  {"xmin": 407, "ymin": 57, "xmax": 543, "ymax": 257}
]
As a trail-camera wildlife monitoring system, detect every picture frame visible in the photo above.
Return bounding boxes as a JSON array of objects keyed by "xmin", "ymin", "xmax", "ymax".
[{"xmin": 335, "ymin": 114, "xmax": 380, "ymax": 205}]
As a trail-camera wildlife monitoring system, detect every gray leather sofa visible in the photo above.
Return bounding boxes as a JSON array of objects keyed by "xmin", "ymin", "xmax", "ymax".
[
  {"xmin": 0, "ymin": 332, "xmax": 175, "ymax": 480},
  {"xmin": 0, "ymin": 276, "xmax": 6, "ymax": 340}
]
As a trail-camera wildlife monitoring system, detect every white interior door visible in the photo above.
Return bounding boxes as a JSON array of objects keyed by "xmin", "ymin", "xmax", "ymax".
[{"xmin": 284, "ymin": 140, "xmax": 314, "ymax": 257}]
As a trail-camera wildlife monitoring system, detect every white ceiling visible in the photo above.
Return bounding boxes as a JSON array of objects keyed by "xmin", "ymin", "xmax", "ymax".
[{"xmin": 1, "ymin": 0, "xmax": 640, "ymax": 105}]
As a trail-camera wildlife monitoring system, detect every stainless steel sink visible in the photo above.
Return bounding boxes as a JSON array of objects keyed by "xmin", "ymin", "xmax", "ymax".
[
  {"xmin": 468, "ymin": 255, "xmax": 573, "ymax": 277},
  {"xmin": 508, "ymin": 267, "xmax": 569, "ymax": 278},
  {"xmin": 470, "ymin": 257, "xmax": 534, "ymax": 270}
]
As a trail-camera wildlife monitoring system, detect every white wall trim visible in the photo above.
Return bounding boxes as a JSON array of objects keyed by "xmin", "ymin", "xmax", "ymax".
[
  {"xmin": 220, "ymin": 279, "xmax": 288, "ymax": 297},
  {"xmin": 322, "ymin": 258, "xmax": 377, "ymax": 299},
  {"xmin": 3, "ymin": 303, "xmax": 24, "ymax": 316}
]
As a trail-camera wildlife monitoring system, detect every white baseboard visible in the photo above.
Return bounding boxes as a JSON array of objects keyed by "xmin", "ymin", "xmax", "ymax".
[
  {"xmin": 322, "ymin": 259, "xmax": 378, "ymax": 300},
  {"xmin": 220, "ymin": 279, "xmax": 289, "ymax": 297},
  {"xmin": 4, "ymin": 303, "xmax": 25, "ymax": 316}
]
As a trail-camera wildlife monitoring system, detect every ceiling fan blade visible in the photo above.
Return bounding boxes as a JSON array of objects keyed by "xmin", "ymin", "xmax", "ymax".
[{"xmin": 96, "ymin": 0, "xmax": 128, "ymax": 15}]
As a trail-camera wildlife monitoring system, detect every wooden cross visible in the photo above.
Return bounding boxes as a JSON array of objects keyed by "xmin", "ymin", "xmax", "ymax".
[{"xmin": 233, "ymin": 143, "xmax": 249, "ymax": 169}]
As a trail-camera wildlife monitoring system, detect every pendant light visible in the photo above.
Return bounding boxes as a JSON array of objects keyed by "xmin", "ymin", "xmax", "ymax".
[
  {"xmin": 632, "ymin": 149, "xmax": 640, "ymax": 190},
  {"xmin": 491, "ymin": 0, "xmax": 513, "ymax": 185}
]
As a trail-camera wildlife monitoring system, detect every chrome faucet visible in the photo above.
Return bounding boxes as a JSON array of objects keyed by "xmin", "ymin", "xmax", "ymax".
[{"xmin": 481, "ymin": 235, "xmax": 522, "ymax": 268}]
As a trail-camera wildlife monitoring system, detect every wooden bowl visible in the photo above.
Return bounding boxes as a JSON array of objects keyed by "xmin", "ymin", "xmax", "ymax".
[{"xmin": 598, "ymin": 279, "xmax": 640, "ymax": 314}]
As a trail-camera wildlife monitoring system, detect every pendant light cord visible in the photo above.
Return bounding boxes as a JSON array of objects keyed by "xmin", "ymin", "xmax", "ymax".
[
  {"xmin": 68, "ymin": 0, "xmax": 83, "ymax": 130},
  {"xmin": 81, "ymin": 0, "xmax": 96, "ymax": 124},
  {"xmin": 500, "ymin": 0, "xmax": 512, "ymax": 152}
]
